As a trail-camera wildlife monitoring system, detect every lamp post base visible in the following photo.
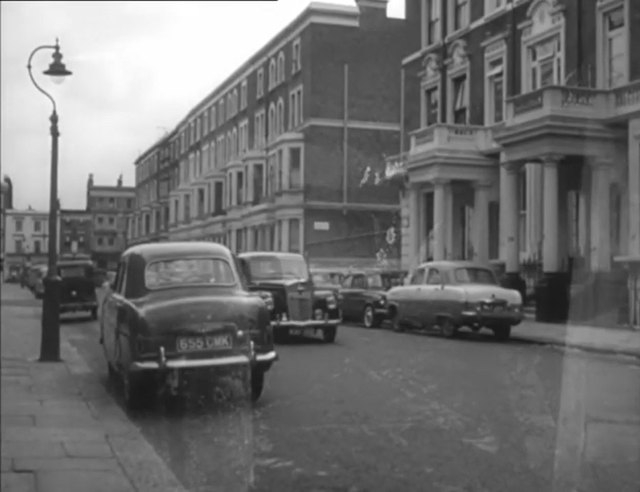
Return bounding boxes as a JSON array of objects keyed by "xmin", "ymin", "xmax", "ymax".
[{"xmin": 39, "ymin": 275, "xmax": 62, "ymax": 362}]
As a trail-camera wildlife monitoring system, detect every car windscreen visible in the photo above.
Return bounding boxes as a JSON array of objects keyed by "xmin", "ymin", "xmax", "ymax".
[
  {"xmin": 245, "ymin": 255, "xmax": 309, "ymax": 281},
  {"xmin": 453, "ymin": 267, "xmax": 497, "ymax": 285},
  {"xmin": 58, "ymin": 265, "xmax": 91, "ymax": 279},
  {"xmin": 312, "ymin": 272, "xmax": 341, "ymax": 285},
  {"xmin": 145, "ymin": 257, "xmax": 235, "ymax": 289},
  {"xmin": 377, "ymin": 273, "xmax": 405, "ymax": 290}
]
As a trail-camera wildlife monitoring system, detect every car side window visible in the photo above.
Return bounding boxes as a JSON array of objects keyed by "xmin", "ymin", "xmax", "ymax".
[
  {"xmin": 426, "ymin": 268, "xmax": 442, "ymax": 285},
  {"xmin": 353, "ymin": 275, "xmax": 367, "ymax": 289},
  {"xmin": 113, "ymin": 260, "xmax": 126, "ymax": 294},
  {"xmin": 342, "ymin": 275, "xmax": 352, "ymax": 288},
  {"xmin": 409, "ymin": 268, "xmax": 425, "ymax": 285}
]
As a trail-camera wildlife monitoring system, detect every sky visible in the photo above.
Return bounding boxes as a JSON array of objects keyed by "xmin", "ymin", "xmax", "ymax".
[{"xmin": 0, "ymin": 0, "xmax": 404, "ymax": 211}]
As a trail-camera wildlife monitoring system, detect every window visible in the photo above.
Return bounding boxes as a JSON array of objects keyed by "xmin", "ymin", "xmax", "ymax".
[
  {"xmin": 254, "ymin": 110, "xmax": 266, "ymax": 148},
  {"xmin": 15, "ymin": 219, "xmax": 23, "ymax": 232},
  {"xmin": 97, "ymin": 216, "xmax": 104, "ymax": 225},
  {"xmin": 292, "ymin": 38, "xmax": 301, "ymax": 73},
  {"xmin": 268, "ymin": 59, "xmax": 276, "ymax": 90},
  {"xmin": 218, "ymin": 100, "xmax": 225, "ymax": 125},
  {"xmin": 424, "ymin": 86, "xmax": 439, "ymax": 126},
  {"xmin": 276, "ymin": 150, "xmax": 284, "ymax": 191},
  {"xmin": 97, "ymin": 237, "xmax": 104, "ymax": 246},
  {"xmin": 236, "ymin": 229, "xmax": 244, "ymax": 252},
  {"xmin": 604, "ymin": 6, "xmax": 626, "ymax": 88},
  {"xmin": 203, "ymin": 109, "xmax": 209, "ymax": 135},
  {"xmin": 452, "ymin": 75, "xmax": 468, "ymax": 124},
  {"xmin": 253, "ymin": 163, "xmax": 264, "ymax": 205},
  {"xmin": 289, "ymin": 86, "xmax": 303, "ymax": 129},
  {"xmin": 183, "ymin": 194, "xmax": 190, "ymax": 222},
  {"xmin": 232, "ymin": 89, "xmax": 238, "ymax": 115},
  {"xmin": 276, "ymin": 98, "xmax": 285, "ymax": 135},
  {"xmin": 424, "ymin": 0, "xmax": 440, "ymax": 46},
  {"xmin": 528, "ymin": 36, "xmax": 562, "ymax": 90},
  {"xmin": 108, "ymin": 216, "xmax": 115, "ymax": 225},
  {"xmin": 240, "ymin": 80, "xmax": 248, "ymax": 110},
  {"xmin": 33, "ymin": 240, "xmax": 41, "ymax": 253},
  {"xmin": 239, "ymin": 120, "xmax": 249, "ymax": 154},
  {"xmin": 257, "ymin": 68, "xmax": 264, "ymax": 98},
  {"xmin": 236, "ymin": 170, "xmax": 244, "ymax": 205},
  {"xmin": 213, "ymin": 181, "xmax": 224, "ymax": 214},
  {"xmin": 277, "ymin": 51, "xmax": 285, "ymax": 84},
  {"xmin": 210, "ymin": 106, "xmax": 217, "ymax": 131},
  {"xmin": 34, "ymin": 220, "xmax": 41, "ymax": 232},
  {"xmin": 452, "ymin": 0, "xmax": 469, "ymax": 32},
  {"xmin": 485, "ymin": 53, "xmax": 505, "ymax": 124},
  {"xmin": 289, "ymin": 147, "xmax": 302, "ymax": 189},
  {"xmin": 243, "ymin": 254, "xmax": 309, "ymax": 281},
  {"xmin": 484, "ymin": 0, "xmax": 505, "ymax": 15},
  {"xmin": 232, "ymin": 127, "xmax": 238, "ymax": 157},
  {"xmin": 454, "ymin": 267, "xmax": 497, "ymax": 285},
  {"xmin": 426, "ymin": 269, "xmax": 442, "ymax": 285},
  {"xmin": 108, "ymin": 236, "xmax": 115, "ymax": 246},
  {"xmin": 409, "ymin": 268, "xmax": 426, "ymax": 285},
  {"xmin": 289, "ymin": 218, "xmax": 300, "ymax": 253},
  {"xmin": 268, "ymin": 103, "xmax": 276, "ymax": 140}
]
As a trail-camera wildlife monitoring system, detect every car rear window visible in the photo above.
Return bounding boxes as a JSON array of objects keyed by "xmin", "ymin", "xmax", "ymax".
[
  {"xmin": 58, "ymin": 266, "xmax": 91, "ymax": 278},
  {"xmin": 245, "ymin": 255, "xmax": 309, "ymax": 281},
  {"xmin": 145, "ymin": 258, "xmax": 235, "ymax": 289}
]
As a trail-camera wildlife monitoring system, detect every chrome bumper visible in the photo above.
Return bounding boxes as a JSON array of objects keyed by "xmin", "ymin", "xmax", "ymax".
[
  {"xmin": 130, "ymin": 350, "xmax": 278, "ymax": 371},
  {"xmin": 273, "ymin": 319, "xmax": 341, "ymax": 328}
]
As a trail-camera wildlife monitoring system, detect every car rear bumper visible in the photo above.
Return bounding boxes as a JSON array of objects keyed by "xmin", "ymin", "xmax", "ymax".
[
  {"xmin": 461, "ymin": 311, "xmax": 523, "ymax": 326},
  {"xmin": 60, "ymin": 302, "xmax": 97, "ymax": 312},
  {"xmin": 130, "ymin": 349, "xmax": 279, "ymax": 372},
  {"xmin": 273, "ymin": 318, "xmax": 340, "ymax": 329}
]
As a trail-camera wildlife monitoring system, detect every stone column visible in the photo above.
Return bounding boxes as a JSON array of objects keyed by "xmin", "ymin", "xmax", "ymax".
[
  {"xmin": 502, "ymin": 162, "xmax": 521, "ymax": 274},
  {"xmin": 281, "ymin": 219, "xmax": 290, "ymax": 252},
  {"xmin": 247, "ymin": 227, "xmax": 255, "ymax": 252},
  {"xmin": 589, "ymin": 158, "xmax": 612, "ymax": 272},
  {"xmin": 433, "ymin": 179, "xmax": 448, "ymax": 261},
  {"xmin": 629, "ymin": 119, "xmax": 640, "ymax": 257},
  {"xmin": 526, "ymin": 163, "xmax": 544, "ymax": 259},
  {"xmin": 542, "ymin": 156, "xmax": 562, "ymax": 273},
  {"xmin": 473, "ymin": 180, "xmax": 491, "ymax": 264},
  {"xmin": 407, "ymin": 184, "xmax": 420, "ymax": 268}
]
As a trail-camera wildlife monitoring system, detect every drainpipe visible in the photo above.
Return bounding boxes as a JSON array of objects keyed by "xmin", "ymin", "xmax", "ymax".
[
  {"xmin": 509, "ymin": 0, "xmax": 517, "ymax": 97},
  {"xmin": 400, "ymin": 66, "xmax": 406, "ymax": 156},
  {"xmin": 439, "ymin": 0, "xmax": 448, "ymax": 124},
  {"xmin": 342, "ymin": 63, "xmax": 349, "ymax": 213}
]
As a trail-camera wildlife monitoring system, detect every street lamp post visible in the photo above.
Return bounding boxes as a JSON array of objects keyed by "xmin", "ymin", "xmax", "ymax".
[{"xmin": 27, "ymin": 38, "xmax": 72, "ymax": 362}]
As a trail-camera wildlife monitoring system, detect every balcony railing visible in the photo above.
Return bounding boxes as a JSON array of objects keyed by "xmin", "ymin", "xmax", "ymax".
[
  {"xmin": 506, "ymin": 80, "xmax": 640, "ymax": 125},
  {"xmin": 409, "ymin": 124, "xmax": 495, "ymax": 153}
]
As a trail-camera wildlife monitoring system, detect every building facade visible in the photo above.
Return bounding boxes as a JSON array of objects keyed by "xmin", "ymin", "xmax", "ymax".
[
  {"xmin": 128, "ymin": 0, "xmax": 414, "ymax": 269},
  {"xmin": 2, "ymin": 207, "xmax": 59, "ymax": 270},
  {"xmin": 1, "ymin": 176, "xmax": 13, "ymax": 274},
  {"xmin": 389, "ymin": 0, "xmax": 639, "ymax": 326},
  {"xmin": 86, "ymin": 174, "xmax": 136, "ymax": 270},
  {"xmin": 59, "ymin": 208, "xmax": 92, "ymax": 258}
]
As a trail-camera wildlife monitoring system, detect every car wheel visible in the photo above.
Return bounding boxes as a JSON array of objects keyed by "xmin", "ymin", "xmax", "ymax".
[
  {"xmin": 440, "ymin": 318, "xmax": 458, "ymax": 339},
  {"xmin": 251, "ymin": 368, "xmax": 265, "ymax": 402},
  {"xmin": 273, "ymin": 328, "xmax": 290, "ymax": 344},
  {"xmin": 493, "ymin": 325, "xmax": 511, "ymax": 341},
  {"xmin": 90, "ymin": 307, "xmax": 98, "ymax": 320},
  {"xmin": 362, "ymin": 305, "xmax": 380, "ymax": 328},
  {"xmin": 322, "ymin": 326, "xmax": 337, "ymax": 343},
  {"xmin": 123, "ymin": 371, "xmax": 152, "ymax": 410},
  {"xmin": 390, "ymin": 310, "xmax": 404, "ymax": 332}
]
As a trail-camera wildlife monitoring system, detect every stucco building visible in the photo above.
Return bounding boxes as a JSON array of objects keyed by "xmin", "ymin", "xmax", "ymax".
[
  {"xmin": 128, "ymin": 0, "xmax": 414, "ymax": 268},
  {"xmin": 59, "ymin": 208, "xmax": 92, "ymax": 258},
  {"xmin": 387, "ymin": 0, "xmax": 639, "ymax": 326},
  {"xmin": 2, "ymin": 207, "xmax": 59, "ymax": 271}
]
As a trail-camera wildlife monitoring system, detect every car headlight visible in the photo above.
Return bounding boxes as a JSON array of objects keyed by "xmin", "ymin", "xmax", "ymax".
[
  {"xmin": 326, "ymin": 294, "xmax": 337, "ymax": 310},
  {"xmin": 377, "ymin": 296, "xmax": 386, "ymax": 306},
  {"xmin": 258, "ymin": 291, "xmax": 274, "ymax": 310}
]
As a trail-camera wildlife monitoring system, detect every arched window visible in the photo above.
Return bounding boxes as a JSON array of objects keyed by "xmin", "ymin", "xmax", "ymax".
[
  {"xmin": 268, "ymin": 103, "xmax": 276, "ymax": 140},
  {"xmin": 268, "ymin": 59, "xmax": 276, "ymax": 89},
  {"xmin": 232, "ymin": 89, "xmax": 238, "ymax": 115},
  {"xmin": 232, "ymin": 127, "xmax": 238, "ymax": 156},
  {"xmin": 277, "ymin": 51, "xmax": 285, "ymax": 84},
  {"xmin": 277, "ymin": 98, "xmax": 285, "ymax": 135}
]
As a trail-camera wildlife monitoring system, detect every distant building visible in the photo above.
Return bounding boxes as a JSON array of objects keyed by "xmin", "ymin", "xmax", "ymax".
[
  {"xmin": 59, "ymin": 208, "xmax": 92, "ymax": 258},
  {"xmin": 86, "ymin": 173, "xmax": 136, "ymax": 270},
  {"xmin": 3, "ymin": 206, "xmax": 59, "ymax": 271},
  {"xmin": 128, "ymin": 0, "xmax": 414, "ymax": 269},
  {"xmin": 1, "ymin": 176, "xmax": 13, "ymax": 274}
]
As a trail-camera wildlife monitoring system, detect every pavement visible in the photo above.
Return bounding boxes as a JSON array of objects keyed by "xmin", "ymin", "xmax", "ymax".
[{"xmin": 1, "ymin": 283, "xmax": 187, "ymax": 492}]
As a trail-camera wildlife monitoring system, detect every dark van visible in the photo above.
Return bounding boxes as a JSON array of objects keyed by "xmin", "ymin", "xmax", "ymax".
[{"xmin": 58, "ymin": 260, "xmax": 98, "ymax": 319}]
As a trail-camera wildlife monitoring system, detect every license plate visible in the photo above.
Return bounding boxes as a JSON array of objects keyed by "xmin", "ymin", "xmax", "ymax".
[
  {"xmin": 176, "ymin": 334, "xmax": 232, "ymax": 352},
  {"xmin": 314, "ymin": 309, "xmax": 324, "ymax": 320},
  {"xmin": 289, "ymin": 329, "xmax": 303, "ymax": 336},
  {"xmin": 493, "ymin": 305, "xmax": 504, "ymax": 313}
]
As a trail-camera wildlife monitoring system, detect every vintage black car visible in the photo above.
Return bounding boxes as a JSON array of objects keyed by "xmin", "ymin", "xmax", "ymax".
[
  {"xmin": 58, "ymin": 259, "xmax": 98, "ymax": 319},
  {"xmin": 238, "ymin": 252, "xmax": 341, "ymax": 343},
  {"xmin": 339, "ymin": 269, "xmax": 407, "ymax": 328},
  {"xmin": 99, "ymin": 242, "xmax": 278, "ymax": 409}
]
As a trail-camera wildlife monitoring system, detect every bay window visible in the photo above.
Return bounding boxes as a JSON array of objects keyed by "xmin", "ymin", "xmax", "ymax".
[
  {"xmin": 452, "ymin": 75, "xmax": 468, "ymax": 124},
  {"xmin": 424, "ymin": 86, "xmax": 439, "ymax": 126},
  {"xmin": 527, "ymin": 36, "xmax": 562, "ymax": 91},
  {"xmin": 423, "ymin": 0, "xmax": 440, "ymax": 47},
  {"xmin": 604, "ymin": 5, "xmax": 626, "ymax": 88},
  {"xmin": 485, "ymin": 56, "xmax": 505, "ymax": 124}
]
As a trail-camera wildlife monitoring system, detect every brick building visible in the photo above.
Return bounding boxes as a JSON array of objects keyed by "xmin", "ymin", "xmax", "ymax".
[
  {"xmin": 59, "ymin": 208, "xmax": 92, "ymax": 258},
  {"xmin": 86, "ymin": 174, "xmax": 136, "ymax": 269},
  {"xmin": 388, "ymin": 0, "xmax": 639, "ymax": 326},
  {"xmin": 128, "ymin": 0, "xmax": 414, "ymax": 268}
]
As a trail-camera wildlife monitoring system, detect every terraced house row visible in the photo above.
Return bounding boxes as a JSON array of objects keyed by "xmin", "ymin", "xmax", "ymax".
[
  {"xmin": 387, "ymin": 0, "xmax": 639, "ymax": 326},
  {"xmin": 127, "ymin": 0, "xmax": 413, "ymax": 268}
]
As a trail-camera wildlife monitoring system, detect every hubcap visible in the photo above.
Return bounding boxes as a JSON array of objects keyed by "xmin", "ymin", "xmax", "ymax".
[{"xmin": 364, "ymin": 308, "xmax": 373, "ymax": 327}]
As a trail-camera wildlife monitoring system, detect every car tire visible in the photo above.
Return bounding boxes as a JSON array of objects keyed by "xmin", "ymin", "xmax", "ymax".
[
  {"xmin": 90, "ymin": 307, "xmax": 98, "ymax": 320},
  {"xmin": 273, "ymin": 328, "xmax": 290, "ymax": 344},
  {"xmin": 390, "ymin": 310, "xmax": 404, "ymax": 333},
  {"xmin": 251, "ymin": 368, "xmax": 265, "ymax": 402},
  {"xmin": 493, "ymin": 325, "xmax": 511, "ymax": 341},
  {"xmin": 123, "ymin": 370, "xmax": 152, "ymax": 410},
  {"xmin": 440, "ymin": 318, "xmax": 458, "ymax": 339},
  {"xmin": 322, "ymin": 326, "xmax": 337, "ymax": 343},
  {"xmin": 362, "ymin": 305, "xmax": 380, "ymax": 328}
]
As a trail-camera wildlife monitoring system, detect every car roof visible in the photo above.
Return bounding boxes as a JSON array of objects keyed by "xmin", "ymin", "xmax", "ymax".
[
  {"xmin": 123, "ymin": 241, "xmax": 233, "ymax": 262},
  {"xmin": 416, "ymin": 260, "xmax": 491, "ymax": 270},
  {"xmin": 57, "ymin": 260, "xmax": 93, "ymax": 267},
  {"xmin": 239, "ymin": 251, "xmax": 303, "ymax": 260}
]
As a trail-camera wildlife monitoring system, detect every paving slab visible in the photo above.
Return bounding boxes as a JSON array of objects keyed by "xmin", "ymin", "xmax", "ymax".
[
  {"xmin": 36, "ymin": 470, "xmax": 135, "ymax": 492},
  {"xmin": 2, "ymin": 427, "xmax": 107, "ymax": 443},
  {"xmin": 0, "ymin": 472, "xmax": 36, "ymax": 492},
  {"xmin": 583, "ymin": 422, "xmax": 640, "ymax": 465},
  {"xmin": 62, "ymin": 441, "xmax": 114, "ymax": 459},
  {"xmin": 12, "ymin": 458, "xmax": 120, "ymax": 472},
  {"xmin": 2, "ymin": 442, "xmax": 67, "ymax": 459},
  {"xmin": 1, "ymin": 459, "xmax": 12, "ymax": 472}
]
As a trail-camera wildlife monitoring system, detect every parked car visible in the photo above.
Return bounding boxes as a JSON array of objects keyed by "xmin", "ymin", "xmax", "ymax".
[
  {"xmin": 386, "ymin": 261, "xmax": 524, "ymax": 340},
  {"xmin": 339, "ymin": 269, "xmax": 407, "ymax": 328},
  {"xmin": 25, "ymin": 264, "xmax": 46, "ymax": 292},
  {"xmin": 58, "ymin": 259, "xmax": 99, "ymax": 319},
  {"xmin": 99, "ymin": 241, "xmax": 278, "ymax": 409},
  {"xmin": 238, "ymin": 252, "xmax": 341, "ymax": 343},
  {"xmin": 310, "ymin": 268, "xmax": 346, "ymax": 295}
]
